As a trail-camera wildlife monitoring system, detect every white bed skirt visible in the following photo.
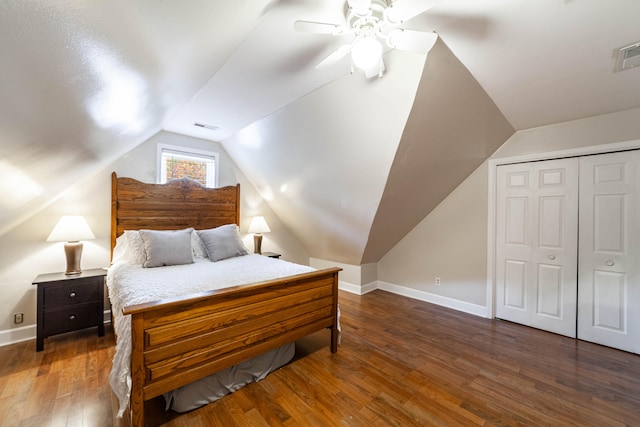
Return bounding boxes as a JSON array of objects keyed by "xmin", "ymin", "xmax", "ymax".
[{"xmin": 163, "ymin": 343, "xmax": 295, "ymax": 412}]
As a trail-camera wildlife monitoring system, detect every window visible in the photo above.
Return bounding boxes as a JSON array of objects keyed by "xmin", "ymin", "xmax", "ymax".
[{"xmin": 157, "ymin": 144, "xmax": 218, "ymax": 188}]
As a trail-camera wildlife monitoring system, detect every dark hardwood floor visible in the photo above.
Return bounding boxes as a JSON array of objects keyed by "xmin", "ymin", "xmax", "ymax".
[{"xmin": 1, "ymin": 289, "xmax": 639, "ymax": 426}]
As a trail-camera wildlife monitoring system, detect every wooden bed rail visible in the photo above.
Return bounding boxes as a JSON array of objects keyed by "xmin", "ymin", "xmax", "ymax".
[{"xmin": 126, "ymin": 267, "xmax": 341, "ymax": 427}]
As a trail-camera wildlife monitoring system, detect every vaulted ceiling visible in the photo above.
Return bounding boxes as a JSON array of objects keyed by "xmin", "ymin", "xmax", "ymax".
[{"xmin": 1, "ymin": 0, "xmax": 639, "ymax": 264}]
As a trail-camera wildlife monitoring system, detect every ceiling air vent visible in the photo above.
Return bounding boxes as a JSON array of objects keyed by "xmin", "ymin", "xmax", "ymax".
[
  {"xmin": 615, "ymin": 41, "xmax": 640, "ymax": 72},
  {"xmin": 194, "ymin": 122, "xmax": 219, "ymax": 131}
]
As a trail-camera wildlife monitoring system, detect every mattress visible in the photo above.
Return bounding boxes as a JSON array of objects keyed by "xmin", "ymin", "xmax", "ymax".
[{"xmin": 107, "ymin": 254, "xmax": 315, "ymax": 416}]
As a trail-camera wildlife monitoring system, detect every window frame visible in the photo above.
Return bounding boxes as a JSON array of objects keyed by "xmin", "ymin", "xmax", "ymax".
[{"xmin": 156, "ymin": 143, "xmax": 219, "ymax": 188}]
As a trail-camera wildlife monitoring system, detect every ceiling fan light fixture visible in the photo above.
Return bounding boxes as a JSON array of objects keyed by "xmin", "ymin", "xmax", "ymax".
[
  {"xmin": 295, "ymin": 0, "xmax": 440, "ymax": 76},
  {"xmin": 351, "ymin": 36, "xmax": 383, "ymax": 70}
]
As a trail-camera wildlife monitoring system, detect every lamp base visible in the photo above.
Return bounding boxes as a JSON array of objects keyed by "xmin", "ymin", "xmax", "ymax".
[
  {"xmin": 253, "ymin": 234, "xmax": 263, "ymax": 255},
  {"xmin": 64, "ymin": 241, "xmax": 84, "ymax": 275}
]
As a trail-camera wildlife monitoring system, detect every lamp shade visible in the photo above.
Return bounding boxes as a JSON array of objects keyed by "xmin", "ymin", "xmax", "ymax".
[
  {"xmin": 47, "ymin": 216, "xmax": 96, "ymax": 242},
  {"xmin": 248, "ymin": 216, "xmax": 271, "ymax": 234}
]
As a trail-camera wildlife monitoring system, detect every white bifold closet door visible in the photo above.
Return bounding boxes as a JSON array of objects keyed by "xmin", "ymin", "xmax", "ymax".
[
  {"xmin": 577, "ymin": 150, "xmax": 640, "ymax": 354},
  {"xmin": 496, "ymin": 150, "xmax": 640, "ymax": 354},
  {"xmin": 495, "ymin": 158, "xmax": 579, "ymax": 338}
]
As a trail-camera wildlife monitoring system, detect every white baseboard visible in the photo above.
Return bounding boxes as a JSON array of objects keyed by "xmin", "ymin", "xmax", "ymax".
[
  {"xmin": 338, "ymin": 280, "xmax": 487, "ymax": 317},
  {"xmin": 0, "ymin": 310, "xmax": 112, "ymax": 348},
  {"xmin": 0, "ymin": 324, "xmax": 37, "ymax": 347},
  {"xmin": 338, "ymin": 280, "xmax": 377, "ymax": 295},
  {"xmin": 376, "ymin": 281, "xmax": 488, "ymax": 317},
  {"xmin": 338, "ymin": 279, "xmax": 487, "ymax": 317},
  {"xmin": 338, "ymin": 280, "xmax": 362, "ymax": 294}
]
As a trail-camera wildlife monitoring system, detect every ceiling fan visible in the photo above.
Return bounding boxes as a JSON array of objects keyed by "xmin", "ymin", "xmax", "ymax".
[{"xmin": 294, "ymin": 0, "xmax": 441, "ymax": 78}]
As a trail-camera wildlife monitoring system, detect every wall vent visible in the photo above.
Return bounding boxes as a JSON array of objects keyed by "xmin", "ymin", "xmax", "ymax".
[
  {"xmin": 614, "ymin": 41, "xmax": 640, "ymax": 72},
  {"xmin": 194, "ymin": 122, "xmax": 219, "ymax": 131}
]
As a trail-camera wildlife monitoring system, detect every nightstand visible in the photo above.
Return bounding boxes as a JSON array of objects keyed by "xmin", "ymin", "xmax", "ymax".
[
  {"xmin": 261, "ymin": 252, "xmax": 281, "ymax": 259},
  {"xmin": 32, "ymin": 268, "xmax": 106, "ymax": 351}
]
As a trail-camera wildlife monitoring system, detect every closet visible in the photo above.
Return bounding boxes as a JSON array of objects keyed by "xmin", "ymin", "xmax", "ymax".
[{"xmin": 495, "ymin": 150, "xmax": 640, "ymax": 354}]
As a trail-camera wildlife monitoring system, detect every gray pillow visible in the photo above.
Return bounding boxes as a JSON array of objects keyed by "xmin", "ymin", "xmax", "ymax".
[
  {"xmin": 197, "ymin": 224, "xmax": 249, "ymax": 262},
  {"xmin": 139, "ymin": 228, "xmax": 194, "ymax": 268}
]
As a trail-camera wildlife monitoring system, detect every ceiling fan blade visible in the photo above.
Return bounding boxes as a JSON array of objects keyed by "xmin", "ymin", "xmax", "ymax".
[
  {"xmin": 387, "ymin": 29, "xmax": 438, "ymax": 53},
  {"xmin": 294, "ymin": 20, "xmax": 345, "ymax": 35},
  {"xmin": 347, "ymin": 0, "xmax": 372, "ymax": 16},
  {"xmin": 385, "ymin": 0, "xmax": 442, "ymax": 24},
  {"xmin": 315, "ymin": 44, "xmax": 352, "ymax": 69}
]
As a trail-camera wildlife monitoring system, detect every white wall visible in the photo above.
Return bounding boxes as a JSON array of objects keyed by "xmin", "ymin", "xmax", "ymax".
[
  {"xmin": 377, "ymin": 163, "xmax": 489, "ymax": 307},
  {"xmin": 493, "ymin": 107, "xmax": 640, "ymax": 159},
  {"xmin": 310, "ymin": 258, "xmax": 377, "ymax": 294},
  {"xmin": 114, "ymin": 132, "xmax": 309, "ymax": 263},
  {"xmin": 0, "ymin": 172, "xmax": 112, "ymax": 345},
  {"xmin": 0, "ymin": 131, "xmax": 309, "ymax": 346},
  {"xmin": 376, "ymin": 107, "xmax": 640, "ymax": 314},
  {"xmin": 222, "ymin": 50, "xmax": 425, "ymax": 266}
]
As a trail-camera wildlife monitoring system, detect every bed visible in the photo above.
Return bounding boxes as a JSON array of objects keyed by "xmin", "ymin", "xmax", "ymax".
[{"xmin": 108, "ymin": 172, "xmax": 341, "ymax": 427}]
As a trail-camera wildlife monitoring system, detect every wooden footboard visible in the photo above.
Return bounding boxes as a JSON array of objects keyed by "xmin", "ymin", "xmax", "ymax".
[{"xmin": 123, "ymin": 267, "xmax": 341, "ymax": 427}]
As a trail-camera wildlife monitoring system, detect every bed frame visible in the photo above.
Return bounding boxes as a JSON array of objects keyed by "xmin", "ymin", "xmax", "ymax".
[{"xmin": 111, "ymin": 172, "xmax": 340, "ymax": 427}]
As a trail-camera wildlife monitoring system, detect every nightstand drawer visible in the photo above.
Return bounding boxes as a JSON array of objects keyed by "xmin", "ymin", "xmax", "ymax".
[
  {"xmin": 43, "ymin": 279, "xmax": 100, "ymax": 308},
  {"xmin": 43, "ymin": 302, "xmax": 100, "ymax": 335}
]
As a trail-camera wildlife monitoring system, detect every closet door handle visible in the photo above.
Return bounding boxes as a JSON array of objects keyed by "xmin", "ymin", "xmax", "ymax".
[
  {"xmin": 606, "ymin": 260, "xmax": 614, "ymax": 266},
  {"xmin": 548, "ymin": 255, "xmax": 556, "ymax": 260}
]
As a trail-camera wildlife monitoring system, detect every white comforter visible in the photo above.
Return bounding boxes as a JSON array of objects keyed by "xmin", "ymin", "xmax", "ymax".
[{"xmin": 107, "ymin": 254, "xmax": 315, "ymax": 417}]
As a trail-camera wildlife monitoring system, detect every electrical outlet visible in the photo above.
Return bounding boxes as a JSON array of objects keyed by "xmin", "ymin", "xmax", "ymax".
[
  {"xmin": 14, "ymin": 313, "xmax": 24, "ymax": 324},
  {"xmin": 435, "ymin": 277, "xmax": 441, "ymax": 286}
]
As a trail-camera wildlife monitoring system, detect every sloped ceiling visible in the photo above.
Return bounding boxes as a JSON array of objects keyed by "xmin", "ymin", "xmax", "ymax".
[
  {"xmin": 0, "ymin": 0, "xmax": 275, "ymax": 235},
  {"xmin": 223, "ymin": 49, "xmax": 427, "ymax": 265},
  {"xmin": 362, "ymin": 39, "xmax": 514, "ymax": 263},
  {"xmin": 2, "ymin": 1, "xmax": 640, "ymax": 265}
]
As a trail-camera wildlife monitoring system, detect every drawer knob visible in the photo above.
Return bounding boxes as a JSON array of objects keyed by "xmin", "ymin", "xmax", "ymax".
[
  {"xmin": 606, "ymin": 260, "xmax": 614, "ymax": 267},
  {"xmin": 69, "ymin": 315, "xmax": 76, "ymax": 320},
  {"xmin": 69, "ymin": 292, "xmax": 76, "ymax": 298}
]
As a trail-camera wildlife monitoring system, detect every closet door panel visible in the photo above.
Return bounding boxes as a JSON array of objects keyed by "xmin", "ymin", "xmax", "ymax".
[
  {"xmin": 496, "ymin": 165, "xmax": 533, "ymax": 325},
  {"xmin": 539, "ymin": 196, "xmax": 564, "ymax": 248},
  {"xmin": 537, "ymin": 263, "xmax": 562, "ymax": 318},
  {"xmin": 594, "ymin": 195, "xmax": 624, "ymax": 252},
  {"xmin": 578, "ymin": 151, "xmax": 640, "ymax": 354},
  {"xmin": 504, "ymin": 259, "xmax": 527, "ymax": 310},
  {"xmin": 593, "ymin": 270, "xmax": 625, "ymax": 332},
  {"xmin": 496, "ymin": 159, "xmax": 578, "ymax": 337},
  {"xmin": 530, "ymin": 160, "xmax": 578, "ymax": 336}
]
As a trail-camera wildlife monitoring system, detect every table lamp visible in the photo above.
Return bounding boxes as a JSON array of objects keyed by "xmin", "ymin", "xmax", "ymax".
[
  {"xmin": 248, "ymin": 216, "xmax": 270, "ymax": 254},
  {"xmin": 47, "ymin": 215, "xmax": 95, "ymax": 275}
]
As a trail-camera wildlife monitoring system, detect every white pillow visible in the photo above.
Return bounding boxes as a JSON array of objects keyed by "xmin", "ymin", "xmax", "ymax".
[
  {"xmin": 112, "ymin": 230, "xmax": 146, "ymax": 265},
  {"xmin": 197, "ymin": 224, "xmax": 249, "ymax": 262},
  {"xmin": 139, "ymin": 228, "xmax": 194, "ymax": 268},
  {"xmin": 191, "ymin": 231, "xmax": 208, "ymax": 258}
]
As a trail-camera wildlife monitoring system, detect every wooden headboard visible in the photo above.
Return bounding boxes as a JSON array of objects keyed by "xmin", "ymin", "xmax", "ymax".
[{"xmin": 110, "ymin": 172, "xmax": 240, "ymax": 254}]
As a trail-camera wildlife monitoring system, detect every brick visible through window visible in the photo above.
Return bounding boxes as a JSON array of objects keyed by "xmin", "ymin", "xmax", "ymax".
[{"xmin": 157, "ymin": 144, "xmax": 218, "ymax": 188}]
